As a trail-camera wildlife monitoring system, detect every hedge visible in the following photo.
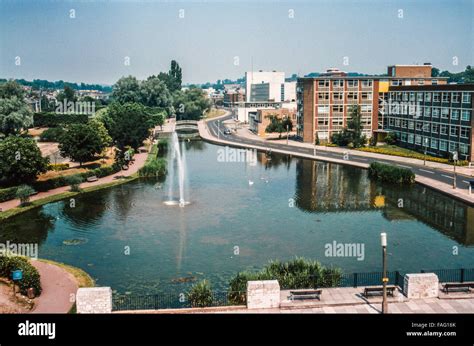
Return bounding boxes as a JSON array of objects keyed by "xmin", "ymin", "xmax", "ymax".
[
  {"xmin": 0, "ymin": 186, "xmax": 18, "ymax": 202},
  {"xmin": 47, "ymin": 163, "xmax": 70, "ymax": 171},
  {"xmin": 0, "ymin": 256, "xmax": 42, "ymax": 296},
  {"xmin": 33, "ymin": 112, "xmax": 89, "ymax": 127},
  {"xmin": 368, "ymin": 162, "xmax": 415, "ymax": 184}
]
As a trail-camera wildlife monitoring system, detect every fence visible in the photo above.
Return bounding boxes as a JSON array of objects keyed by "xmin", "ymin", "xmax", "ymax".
[{"xmin": 112, "ymin": 267, "xmax": 473, "ymax": 311}]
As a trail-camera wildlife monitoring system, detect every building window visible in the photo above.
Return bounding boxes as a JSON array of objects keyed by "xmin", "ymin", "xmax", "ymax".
[
  {"xmin": 409, "ymin": 92, "xmax": 415, "ymax": 101},
  {"xmin": 402, "ymin": 93, "xmax": 408, "ymax": 102},
  {"xmin": 433, "ymin": 108, "xmax": 441, "ymax": 118},
  {"xmin": 318, "ymin": 80, "xmax": 329, "ymax": 87},
  {"xmin": 318, "ymin": 105, "xmax": 329, "ymax": 113},
  {"xmin": 462, "ymin": 92, "xmax": 472, "ymax": 103},
  {"xmin": 408, "ymin": 121, "xmax": 414, "ymax": 130},
  {"xmin": 424, "ymin": 107, "xmax": 431, "ymax": 117},
  {"xmin": 459, "ymin": 143, "xmax": 469, "ymax": 154},
  {"xmin": 395, "ymin": 119, "xmax": 401, "ymax": 127},
  {"xmin": 450, "ymin": 126, "xmax": 459, "ymax": 137},
  {"xmin": 361, "ymin": 80, "xmax": 373, "ymax": 87},
  {"xmin": 391, "ymin": 80, "xmax": 401, "ymax": 86},
  {"xmin": 347, "ymin": 92, "xmax": 358, "ymax": 100},
  {"xmin": 449, "ymin": 142, "xmax": 457, "ymax": 152},
  {"xmin": 347, "ymin": 80, "xmax": 358, "ymax": 87},
  {"xmin": 361, "ymin": 92, "xmax": 372, "ymax": 100},
  {"xmin": 389, "ymin": 118, "xmax": 394, "ymax": 127},
  {"xmin": 401, "ymin": 133, "xmax": 407, "ymax": 142},
  {"xmin": 431, "ymin": 124, "xmax": 439, "ymax": 133},
  {"xmin": 440, "ymin": 124, "xmax": 448, "ymax": 135},
  {"xmin": 441, "ymin": 108, "xmax": 449, "ymax": 119},
  {"xmin": 361, "ymin": 105, "xmax": 372, "ymax": 113},
  {"xmin": 460, "ymin": 127, "xmax": 469, "ymax": 138},
  {"xmin": 401, "ymin": 120, "xmax": 407, "ymax": 128},
  {"xmin": 431, "ymin": 138, "xmax": 438, "ymax": 149},
  {"xmin": 424, "ymin": 93, "xmax": 432, "ymax": 102},
  {"xmin": 415, "ymin": 135, "xmax": 422, "ymax": 145},
  {"xmin": 442, "ymin": 93, "xmax": 450, "ymax": 103},
  {"xmin": 417, "ymin": 79, "xmax": 425, "ymax": 85},
  {"xmin": 333, "ymin": 80, "xmax": 343, "ymax": 87},
  {"xmin": 333, "ymin": 92, "xmax": 343, "ymax": 100},
  {"xmin": 423, "ymin": 122, "xmax": 430, "ymax": 132},
  {"xmin": 452, "ymin": 93, "xmax": 460, "ymax": 103},
  {"xmin": 416, "ymin": 122, "xmax": 423, "ymax": 130},
  {"xmin": 432, "ymin": 79, "xmax": 438, "ymax": 85},
  {"xmin": 451, "ymin": 109, "xmax": 460, "ymax": 121},
  {"xmin": 439, "ymin": 140, "xmax": 447, "ymax": 151},
  {"xmin": 408, "ymin": 134, "xmax": 414, "ymax": 143},
  {"xmin": 332, "ymin": 105, "xmax": 344, "ymax": 112},
  {"xmin": 318, "ymin": 93, "xmax": 329, "ymax": 100},
  {"xmin": 461, "ymin": 110, "xmax": 471, "ymax": 121},
  {"xmin": 433, "ymin": 93, "xmax": 440, "ymax": 102},
  {"xmin": 417, "ymin": 93, "xmax": 423, "ymax": 102}
]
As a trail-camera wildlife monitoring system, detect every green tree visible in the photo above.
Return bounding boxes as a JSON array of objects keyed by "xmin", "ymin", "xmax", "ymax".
[
  {"xmin": 265, "ymin": 115, "xmax": 293, "ymax": 139},
  {"xmin": 103, "ymin": 102, "xmax": 151, "ymax": 151},
  {"xmin": 15, "ymin": 184, "xmax": 36, "ymax": 206},
  {"xmin": 173, "ymin": 88, "xmax": 211, "ymax": 121},
  {"xmin": 112, "ymin": 76, "xmax": 141, "ymax": 104},
  {"xmin": 0, "ymin": 80, "xmax": 25, "ymax": 98},
  {"xmin": 0, "ymin": 97, "xmax": 33, "ymax": 136},
  {"xmin": 169, "ymin": 60, "xmax": 182, "ymax": 91},
  {"xmin": 331, "ymin": 105, "xmax": 366, "ymax": 148},
  {"xmin": 140, "ymin": 76, "xmax": 172, "ymax": 108},
  {"xmin": 0, "ymin": 136, "xmax": 49, "ymax": 186},
  {"xmin": 56, "ymin": 85, "xmax": 76, "ymax": 103},
  {"xmin": 88, "ymin": 117, "xmax": 112, "ymax": 148},
  {"xmin": 58, "ymin": 124, "xmax": 105, "ymax": 166}
]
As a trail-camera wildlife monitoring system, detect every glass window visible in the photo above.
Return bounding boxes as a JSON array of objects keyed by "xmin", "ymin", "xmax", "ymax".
[
  {"xmin": 408, "ymin": 134, "xmax": 414, "ymax": 143},
  {"xmin": 415, "ymin": 135, "xmax": 422, "ymax": 145},
  {"xmin": 417, "ymin": 93, "xmax": 423, "ymax": 101},
  {"xmin": 440, "ymin": 124, "xmax": 448, "ymax": 135},
  {"xmin": 424, "ymin": 93, "xmax": 432, "ymax": 102},
  {"xmin": 347, "ymin": 80, "xmax": 358, "ymax": 87},
  {"xmin": 318, "ymin": 80, "xmax": 329, "ymax": 87},
  {"xmin": 433, "ymin": 108, "xmax": 440, "ymax": 118},
  {"xmin": 442, "ymin": 93, "xmax": 450, "ymax": 103},
  {"xmin": 431, "ymin": 124, "xmax": 439, "ymax": 133},
  {"xmin": 459, "ymin": 143, "xmax": 469, "ymax": 154},
  {"xmin": 402, "ymin": 93, "xmax": 409, "ymax": 101},
  {"xmin": 401, "ymin": 133, "xmax": 407, "ymax": 142},
  {"xmin": 333, "ymin": 80, "xmax": 343, "ymax": 87},
  {"xmin": 409, "ymin": 92, "xmax": 415, "ymax": 101},
  {"xmin": 462, "ymin": 92, "xmax": 472, "ymax": 103},
  {"xmin": 461, "ymin": 110, "xmax": 471, "ymax": 121},
  {"xmin": 433, "ymin": 93, "xmax": 440, "ymax": 102},
  {"xmin": 439, "ymin": 140, "xmax": 447, "ymax": 151},
  {"xmin": 431, "ymin": 138, "xmax": 438, "ymax": 149},
  {"xmin": 395, "ymin": 119, "xmax": 401, "ymax": 127},
  {"xmin": 425, "ymin": 107, "xmax": 432, "ymax": 117},
  {"xmin": 408, "ymin": 121, "xmax": 414, "ymax": 129},
  {"xmin": 361, "ymin": 80, "xmax": 373, "ymax": 87},
  {"xmin": 451, "ymin": 109, "xmax": 460, "ymax": 120},
  {"xmin": 460, "ymin": 127, "xmax": 469, "ymax": 138},
  {"xmin": 449, "ymin": 142, "xmax": 457, "ymax": 152},
  {"xmin": 416, "ymin": 122, "xmax": 423, "ymax": 130},
  {"xmin": 389, "ymin": 118, "xmax": 394, "ymax": 126},
  {"xmin": 450, "ymin": 126, "xmax": 459, "ymax": 136},
  {"xmin": 452, "ymin": 93, "xmax": 460, "ymax": 103},
  {"xmin": 441, "ymin": 108, "xmax": 449, "ymax": 118},
  {"xmin": 423, "ymin": 122, "xmax": 430, "ymax": 132}
]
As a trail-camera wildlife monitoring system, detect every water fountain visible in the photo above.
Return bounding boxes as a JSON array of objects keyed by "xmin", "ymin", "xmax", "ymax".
[{"xmin": 164, "ymin": 131, "xmax": 190, "ymax": 207}]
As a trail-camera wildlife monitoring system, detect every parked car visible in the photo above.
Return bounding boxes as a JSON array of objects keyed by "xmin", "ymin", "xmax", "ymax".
[{"xmin": 224, "ymin": 128, "xmax": 232, "ymax": 135}]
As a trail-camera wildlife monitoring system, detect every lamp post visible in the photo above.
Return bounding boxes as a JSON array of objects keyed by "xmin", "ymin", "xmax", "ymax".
[
  {"xmin": 452, "ymin": 151, "xmax": 458, "ymax": 189},
  {"xmin": 423, "ymin": 137, "xmax": 428, "ymax": 166},
  {"xmin": 381, "ymin": 232, "xmax": 388, "ymax": 314}
]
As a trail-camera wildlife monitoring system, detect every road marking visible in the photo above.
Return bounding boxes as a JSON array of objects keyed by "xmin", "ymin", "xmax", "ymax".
[
  {"xmin": 396, "ymin": 164, "xmax": 411, "ymax": 169},
  {"xmin": 419, "ymin": 169, "xmax": 435, "ymax": 174},
  {"xmin": 463, "ymin": 180, "xmax": 470, "ymax": 184},
  {"xmin": 441, "ymin": 174, "xmax": 454, "ymax": 179}
]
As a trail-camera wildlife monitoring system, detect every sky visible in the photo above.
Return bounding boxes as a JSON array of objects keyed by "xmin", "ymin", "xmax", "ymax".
[{"xmin": 0, "ymin": 0, "xmax": 473, "ymax": 85}]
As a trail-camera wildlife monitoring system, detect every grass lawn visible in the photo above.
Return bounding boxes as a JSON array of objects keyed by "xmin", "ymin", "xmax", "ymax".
[
  {"xmin": 203, "ymin": 108, "xmax": 226, "ymax": 119},
  {"xmin": 357, "ymin": 145, "xmax": 467, "ymax": 166}
]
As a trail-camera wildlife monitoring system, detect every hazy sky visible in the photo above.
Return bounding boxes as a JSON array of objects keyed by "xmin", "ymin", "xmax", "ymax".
[{"xmin": 0, "ymin": 0, "xmax": 472, "ymax": 85}]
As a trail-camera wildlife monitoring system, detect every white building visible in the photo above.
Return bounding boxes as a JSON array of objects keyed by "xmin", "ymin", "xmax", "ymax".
[{"xmin": 245, "ymin": 71, "xmax": 285, "ymax": 102}]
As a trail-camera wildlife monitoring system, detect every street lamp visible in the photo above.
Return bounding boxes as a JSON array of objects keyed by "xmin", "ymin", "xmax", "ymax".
[
  {"xmin": 381, "ymin": 232, "xmax": 388, "ymax": 314},
  {"xmin": 452, "ymin": 151, "xmax": 458, "ymax": 189},
  {"xmin": 423, "ymin": 137, "xmax": 428, "ymax": 166}
]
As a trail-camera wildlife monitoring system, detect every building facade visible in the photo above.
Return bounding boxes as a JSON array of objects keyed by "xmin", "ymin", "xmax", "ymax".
[
  {"xmin": 249, "ymin": 108, "xmax": 296, "ymax": 137},
  {"xmin": 385, "ymin": 84, "xmax": 474, "ymax": 162}
]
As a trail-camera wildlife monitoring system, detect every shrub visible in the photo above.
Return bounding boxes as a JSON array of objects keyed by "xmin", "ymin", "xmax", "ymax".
[
  {"xmin": 33, "ymin": 112, "xmax": 89, "ymax": 127},
  {"xmin": 38, "ymin": 127, "xmax": 65, "ymax": 142},
  {"xmin": 65, "ymin": 175, "xmax": 83, "ymax": 192},
  {"xmin": 384, "ymin": 132, "xmax": 398, "ymax": 145},
  {"xmin": 0, "ymin": 186, "xmax": 18, "ymax": 202},
  {"xmin": 47, "ymin": 163, "xmax": 70, "ymax": 171},
  {"xmin": 368, "ymin": 161, "xmax": 415, "ymax": 184},
  {"xmin": 227, "ymin": 257, "xmax": 342, "ymax": 305},
  {"xmin": 187, "ymin": 280, "xmax": 214, "ymax": 308},
  {"xmin": 138, "ymin": 158, "xmax": 166, "ymax": 177},
  {"xmin": 15, "ymin": 185, "xmax": 36, "ymax": 206},
  {"xmin": 0, "ymin": 256, "xmax": 42, "ymax": 296}
]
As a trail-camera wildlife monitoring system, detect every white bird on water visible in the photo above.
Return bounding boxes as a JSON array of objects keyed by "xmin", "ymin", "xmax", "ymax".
[{"xmin": 248, "ymin": 180, "xmax": 254, "ymax": 186}]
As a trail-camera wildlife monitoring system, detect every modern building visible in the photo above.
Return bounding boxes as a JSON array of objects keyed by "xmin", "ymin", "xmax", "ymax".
[
  {"xmin": 296, "ymin": 65, "xmax": 447, "ymax": 144},
  {"xmin": 385, "ymin": 84, "xmax": 474, "ymax": 162},
  {"xmin": 223, "ymin": 88, "xmax": 244, "ymax": 107},
  {"xmin": 234, "ymin": 101, "xmax": 283, "ymax": 123},
  {"xmin": 245, "ymin": 71, "xmax": 285, "ymax": 102}
]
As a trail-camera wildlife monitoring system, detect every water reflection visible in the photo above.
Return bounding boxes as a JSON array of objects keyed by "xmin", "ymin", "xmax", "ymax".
[
  {"xmin": 0, "ymin": 209, "xmax": 55, "ymax": 245},
  {"xmin": 294, "ymin": 159, "xmax": 474, "ymax": 245}
]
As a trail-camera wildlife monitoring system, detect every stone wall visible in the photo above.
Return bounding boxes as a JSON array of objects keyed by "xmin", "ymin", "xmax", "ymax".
[
  {"xmin": 76, "ymin": 287, "xmax": 113, "ymax": 313},
  {"xmin": 247, "ymin": 280, "xmax": 280, "ymax": 309},
  {"xmin": 404, "ymin": 273, "xmax": 439, "ymax": 299}
]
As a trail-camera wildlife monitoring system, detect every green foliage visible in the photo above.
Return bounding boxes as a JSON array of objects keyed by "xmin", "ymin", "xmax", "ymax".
[
  {"xmin": 0, "ymin": 256, "xmax": 42, "ymax": 296},
  {"xmin": 0, "ymin": 96, "xmax": 33, "ymax": 136},
  {"xmin": 140, "ymin": 77, "xmax": 172, "ymax": 109},
  {"xmin": 331, "ymin": 106, "xmax": 367, "ymax": 148},
  {"xmin": 65, "ymin": 175, "xmax": 83, "ymax": 192},
  {"xmin": 112, "ymin": 76, "xmax": 141, "ymax": 104},
  {"xmin": 0, "ymin": 80, "xmax": 25, "ymax": 98},
  {"xmin": 368, "ymin": 161, "xmax": 415, "ymax": 184},
  {"xmin": 103, "ymin": 102, "xmax": 151, "ymax": 150},
  {"xmin": 38, "ymin": 127, "xmax": 65, "ymax": 142},
  {"xmin": 58, "ymin": 124, "xmax": 106, "ymax": 166},
  {"xmin": 56, "ymin": 85, "xmax": 77, "ymax": 103},
  {"xmin": 138, "ymin": 158, "xmax": 166, "ymax": 177},
  {"xmin": 173, "ymin": 88, "xmax": 211, "ymax": 121},
  {"xmin": 15, "ymin": 184, "xmax": 36, "ymax": 206},
  {"xmin": 0, "ymin": 136, "xmax": 49, "ymax": 186},
  {"xmin": 227, "ymin": 257, "xmax": 342, "ymax": 305},
  {"xmin": 88, "ymin": 117, "xmax": 112, "ymax": 148},
  {"xmin": 0, "ymin": 78, "xmax": 111, "ymax": 93},
  {"xmin": 435, "ymin": 65, "xmax": 474, "ymax": 83},
  {"xmin": 47, "ymin": 163, "xmax": 70, "ymax": 171},
  {"xmin": 384, "ymin": 132, "xmax": 398, "ymax": 145},
  {"xmin": 265, "ymin": 115, "xmax": 293, "ymax": 138},
  {"xmin": 33, "ymin": 112, "xmax": 89, "ymax": 127},
  {"xmin": 187, "ymin": 280, "xmax": 213, "ymax": 308},
  {"xmin": 0, "ymin": 186, "xmax": 18, "ymax": 202}
]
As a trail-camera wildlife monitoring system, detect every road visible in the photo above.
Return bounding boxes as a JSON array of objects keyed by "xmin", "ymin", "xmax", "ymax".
[{"xmin": 207, "ymin": 114, "xmax": 473, "ymax": 193}]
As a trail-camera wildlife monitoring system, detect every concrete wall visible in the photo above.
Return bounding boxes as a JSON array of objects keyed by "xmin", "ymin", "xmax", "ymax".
[
  {"xmin": 247, "ymin": 280, "xmax": 280, "ymax": 309},
  {"xmin": 76, "ymin": 287, "xmax": 113, "ymax": 313},
  {"xmin": 404, "ymin": 273, "xmax": 439, "ymax": 299}
]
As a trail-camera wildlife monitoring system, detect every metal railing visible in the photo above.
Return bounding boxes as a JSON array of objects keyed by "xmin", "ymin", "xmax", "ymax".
[{"xmin": 112, "ymin": 268, "xmax": 473, "ymax": 311}]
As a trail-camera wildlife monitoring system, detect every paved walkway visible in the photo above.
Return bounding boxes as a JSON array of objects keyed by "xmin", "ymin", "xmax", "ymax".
[
  {"xmin": 0, "ymin": 149, "xmax": 149, "ymax": 212},
  {"xmin": 199, "ymin": 117, "xmax": 474, "ymax": 205},
  {"xmin": 30, "ymin": 260, "xmax": 78, "ymax": 313}
]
